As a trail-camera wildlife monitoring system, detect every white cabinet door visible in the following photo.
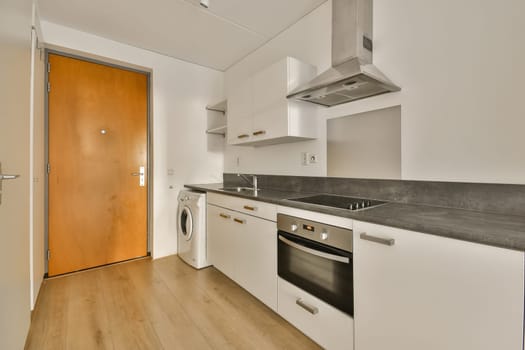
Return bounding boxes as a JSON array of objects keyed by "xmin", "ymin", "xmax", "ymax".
[
  {"xmin": 278, "ymin": 278, "xmax": 354, "ymax": 350},
  {"xmin": 207, "ymin": 200, "xmax": 277, "ymax": 310},
  {"xmin": 227, "ymin": 57, "xmax": 317, "ymax": 146},
  {"xmin": 234, "ymin": 211, "xmax": 277, "ymax": 311},
  {"xmin": 227, "ymin": 79, "xmax": 253, "ymax": 145},
  {"xmin": 251, "ymin": 59, "xmax": 289, "ymax": 142},
  {"xmin": 353, "ymin": 221, "xmax": 524, "ymax": 350},
  {"xmin": 206, "ymin": 204, "xmax": 236, "ymax": 279}
]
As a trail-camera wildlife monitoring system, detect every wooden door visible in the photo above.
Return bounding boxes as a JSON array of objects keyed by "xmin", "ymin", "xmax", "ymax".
[
  {"xmin": 0, "ymin": 0, "xmax": 32, "ymax": 347},
  {"xmin": 48, "ymin": 54, "xmax": 148, "ymax": 276}
]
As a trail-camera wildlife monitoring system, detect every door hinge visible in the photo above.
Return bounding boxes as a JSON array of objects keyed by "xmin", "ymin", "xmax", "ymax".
[
  {"xmin": 47, "ymin": 62, "xmax": 51, "ymax": 73},
  {"xmin": 46, "ymin": 163, "xmax": 50, "ymax": 174},
  {"xmin": 47, "ymin": 250, "xmax": 50, "ymax": 260},
  {"xmin": 47, "ymin": 82, "xmax": 51, "ymax": 93}
]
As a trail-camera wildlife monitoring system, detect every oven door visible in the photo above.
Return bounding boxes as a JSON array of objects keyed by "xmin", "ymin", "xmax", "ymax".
[{"xmin": 278, "ymin": 230, "xmax": 353, "ymax": 316}]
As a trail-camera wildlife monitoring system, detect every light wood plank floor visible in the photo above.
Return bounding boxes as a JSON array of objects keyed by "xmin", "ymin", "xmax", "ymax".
[{"xmin": 25, "ymin": 255, "xmax": 321, "ymax": 350}]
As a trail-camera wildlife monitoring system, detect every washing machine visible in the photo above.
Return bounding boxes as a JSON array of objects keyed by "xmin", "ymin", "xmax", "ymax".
[{"xmin": 177, "ymin": 189, "xmax": 210, "ymax": 269}]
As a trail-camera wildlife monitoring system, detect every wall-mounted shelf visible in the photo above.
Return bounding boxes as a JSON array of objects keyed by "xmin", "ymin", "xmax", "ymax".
[
  {"xmin": 206, "ymin": 125, "xmax": 227, "ymax": 136},
  {"xmin": 206, "ymin": 99, "xmax": 227, "ymax": 137},
  {"xmin": 206, "ymin": 100, "xmax": 227, "ymax": 113}
]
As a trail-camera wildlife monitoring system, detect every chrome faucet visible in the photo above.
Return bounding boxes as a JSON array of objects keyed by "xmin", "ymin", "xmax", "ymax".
[{"xmin": 237, "ymin": 173, "xmax": 258, "ymax": 191}]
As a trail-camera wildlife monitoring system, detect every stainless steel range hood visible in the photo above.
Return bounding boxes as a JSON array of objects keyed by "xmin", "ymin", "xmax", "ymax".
[{"xmin": 287, "ymin": 0, "xmax": 400, "ymax": 107}]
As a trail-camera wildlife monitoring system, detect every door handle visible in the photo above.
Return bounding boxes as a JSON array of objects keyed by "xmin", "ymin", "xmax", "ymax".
[
  {"xmin": 252, "ymin": 130, "xmax": 266, "ymax": 136},
  {"xmin": 233, "ymin": 218, "xmax": 245, "ymax": 224},
  {"xmin": 130, "ymin": 166, "xmax": 145, "ymax": 187},
  {"xmin": 360, "ymin": 232, "xmax": 395, "ymax": 246},
  {"xmin": 237, "ymin": 134, "xmax": 250, "ymax": 139},
  {"xmin": 0, "ymin": 174, "xmax": 20, "ymax": 180},
  {"xmin": 243, "ymin": 205, "xmax": 257, "ymax": 211}
]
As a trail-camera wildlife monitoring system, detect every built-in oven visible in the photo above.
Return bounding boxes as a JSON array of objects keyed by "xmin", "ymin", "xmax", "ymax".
[{"xmin": 277, "ymin": 213, "xmax": 353, "ymax": 316}]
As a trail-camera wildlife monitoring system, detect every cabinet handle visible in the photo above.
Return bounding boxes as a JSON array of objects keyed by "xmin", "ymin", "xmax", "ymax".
[
  {"xmin": 237, "ymin": 134, "xmax": 250, "ymax": 139},
  {"xmin": 219, "ymin": 213, "xmax": 231, "ymax": 219},
  {"xmin": 233, "ymin": 218, "xmax": 245, "ymax": 224},
  {"xmin": 252, "ymin": 130, "xmax": 266, "ymax": 136},
  {"xmin": 243, "ymin": 205, "xmax": 257, "ymax": 211},
  {"xmin": 360, "ymin": 232, "xmax": 395, "ymax": 246},
  {"xmin": 296, "ymin": 298, "xmax": 318, "ymax": 315}
]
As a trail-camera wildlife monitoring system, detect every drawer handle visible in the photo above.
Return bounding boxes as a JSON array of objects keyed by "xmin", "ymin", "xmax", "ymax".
[
  {"xmin": 252, "ymin": 130, "xmax": 266, "ymax": 136},
  {"xmin": 296, "ymin": 298, "xmax": 318, "ymax": 315},
  {"xmin": 360, "ymin": 232, "xmax": 395, "ymax": 246},
  {"xmin": 234, "ymin": 218, "xmax": 245, "ymax": 224},
  {"xmin": 243, "ymin": 205, "xmax": 257, "ymax": 211},
  {"xmin": 237, "ymin": 134, "xmax": 250, "ymax": 139},
  {"xmin": 219, "ymin": 213, "xmax": 231, "ymax": 219}
]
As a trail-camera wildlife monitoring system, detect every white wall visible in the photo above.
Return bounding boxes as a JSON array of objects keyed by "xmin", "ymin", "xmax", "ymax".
[
  {"xmin": 223, "ymin": 2, "xmax": 331, "ymax": 176},
  {"xmin": 225, "ymin": 0, "xmax": 525, "ymax": 184},
  {"xmin": 327, "ymin": 106, "xmax": 401, "ymax": 179},
  {"xmin": 40, "ymin": 21, "xmax": 224, "ymax": 259}
]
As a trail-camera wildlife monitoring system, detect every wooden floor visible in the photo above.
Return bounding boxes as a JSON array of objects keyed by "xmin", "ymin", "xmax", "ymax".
[{"xmin": 25, "ymin": 255, "xmax": 320, "ymax": 350}]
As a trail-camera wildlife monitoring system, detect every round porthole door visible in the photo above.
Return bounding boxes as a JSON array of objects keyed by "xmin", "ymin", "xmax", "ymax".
[{"xmin": 179, "ymin": 206, "xmax": 193, "ymax": 241}]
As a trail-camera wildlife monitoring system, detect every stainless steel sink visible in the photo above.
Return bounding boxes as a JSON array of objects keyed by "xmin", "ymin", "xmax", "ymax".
[{"xmin": 219, "ymin": 186, "xmax": 260, "ymax": 193}]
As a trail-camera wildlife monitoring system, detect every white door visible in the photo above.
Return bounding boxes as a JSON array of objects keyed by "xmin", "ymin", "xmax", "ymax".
[{"xmin": 0, "ymin": 0, "xmax": 32, "ymax": 348}]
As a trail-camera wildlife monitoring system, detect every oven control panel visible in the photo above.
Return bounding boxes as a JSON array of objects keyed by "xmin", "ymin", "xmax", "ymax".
[{"xmin": 277, "ymin": 213, "xmax": 353, "ymax": 252}]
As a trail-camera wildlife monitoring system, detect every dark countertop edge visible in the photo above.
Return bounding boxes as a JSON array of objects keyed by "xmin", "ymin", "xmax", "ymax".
[{"xmin": 184, "ymin": 183, "xmax": 525, "ymax": 252}]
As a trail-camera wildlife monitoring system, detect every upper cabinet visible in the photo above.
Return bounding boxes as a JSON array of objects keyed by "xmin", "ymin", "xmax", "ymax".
[{"xmin": 227, "ymin": 57, "xmax": 318, "ymax": 146}]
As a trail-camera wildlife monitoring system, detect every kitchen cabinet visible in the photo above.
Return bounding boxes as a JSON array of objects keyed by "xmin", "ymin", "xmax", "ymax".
[
  {"xmin": 206, "ymin": 204, "xmax": 236, "ymax": 278},
  {"xmin": 233, "ymin": 210, "xmax": 277, "ymax": 310},
  {"xmin": 278, "ymin": 278, "xmax": 354, "ymax": 350},
  {"xmin": 227, "ymin": 79, "xmax": 252, "ymax": 142},
  {"xmin": 353, "ymin": 221, "xmax": 524, "ymax": 350},
  {"xmin": 227, "ymin": 57, "xmax": 317, "ymax": 146},
  {"xmin": 205, "ymin": 99, "xmax": 227, "ymax": 136},
  {"xmin": 207, "ymin": 193, "xmax": 277, "ymax": 310}
]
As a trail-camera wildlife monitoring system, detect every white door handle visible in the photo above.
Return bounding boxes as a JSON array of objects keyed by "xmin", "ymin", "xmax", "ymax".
[{"xmin": 0, "ymin": 174, "xmax": 20, "ymax": 180}]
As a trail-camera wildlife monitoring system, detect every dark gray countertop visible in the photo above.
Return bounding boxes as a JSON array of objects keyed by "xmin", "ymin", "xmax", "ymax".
[{"xmin": 185, "ymin": 183, "xmax": 525, "ymax": 252}]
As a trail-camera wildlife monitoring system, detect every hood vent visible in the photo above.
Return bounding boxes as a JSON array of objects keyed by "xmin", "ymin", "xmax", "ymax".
[{"xmin": 287, "ymin": 0, "xmax": 400, "ymax": 107}]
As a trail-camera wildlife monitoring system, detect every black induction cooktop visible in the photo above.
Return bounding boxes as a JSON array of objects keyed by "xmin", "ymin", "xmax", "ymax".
[{"xmin": 287, "ymin": 194, "xmax": 385, "ymax": 211}]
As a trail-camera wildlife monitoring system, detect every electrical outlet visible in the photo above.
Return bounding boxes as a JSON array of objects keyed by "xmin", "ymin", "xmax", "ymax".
[
  {"xmin": 309, "ymin": 154, "xmax": 318, "ymax": 164},
  {"xmin": 301, "ymin": 152, "xmax": 309, "ymax": 166}
]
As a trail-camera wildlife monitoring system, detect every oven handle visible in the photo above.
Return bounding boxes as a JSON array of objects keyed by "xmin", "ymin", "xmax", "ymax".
[{"xmin": 278, "ymin": 235, "xmax": 350, "ymax": 264}]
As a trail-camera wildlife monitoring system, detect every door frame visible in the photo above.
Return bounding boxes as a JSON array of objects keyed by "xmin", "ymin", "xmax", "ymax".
[{"xmin": 44, "ymin": 49, "xmax": 153, "ymax": 275}]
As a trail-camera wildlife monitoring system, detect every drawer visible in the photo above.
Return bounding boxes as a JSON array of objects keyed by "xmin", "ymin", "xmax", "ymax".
[
  {"xmin": 207, "ymin": 192, "xmax": 277, "ymax": 222},
  {"xmin": 277, "ymin": 277, "xmax": 354, "ymax": 350}
]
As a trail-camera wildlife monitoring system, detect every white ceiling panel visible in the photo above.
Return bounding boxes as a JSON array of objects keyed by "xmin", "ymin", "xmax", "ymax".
[
  {"xmin": 185, "ymin": 0, "xmax": 327, "ymax": 37},
  {"xmin": 38, "ymin": 0, "xmax": 327, "ymax": 71}
]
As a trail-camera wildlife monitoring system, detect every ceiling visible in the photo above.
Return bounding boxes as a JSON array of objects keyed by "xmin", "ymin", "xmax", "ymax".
[{"xmin": 38, "ymin": 0, "xmax": 327, "ymax": 71}]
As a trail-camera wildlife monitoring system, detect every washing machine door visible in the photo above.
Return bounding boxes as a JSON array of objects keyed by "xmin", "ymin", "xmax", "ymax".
[{"xmin": 178, "ymin": 206, "xmax": 193, "ymax": 241}]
